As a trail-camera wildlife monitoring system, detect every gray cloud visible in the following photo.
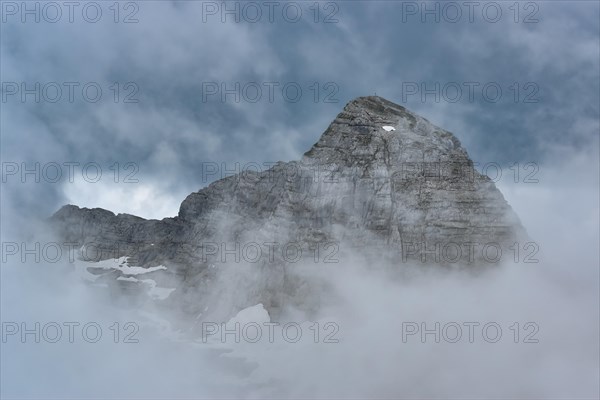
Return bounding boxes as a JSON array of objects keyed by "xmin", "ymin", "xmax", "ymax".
[
  {"xmin": 1, "ymin": 2, "xmax": 598, "ymax": 397},
  {"xmin": 2, "ymin": 1, "xmax": 598, "ymax": 219}
]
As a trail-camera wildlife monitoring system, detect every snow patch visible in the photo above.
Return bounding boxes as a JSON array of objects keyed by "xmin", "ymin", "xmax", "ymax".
[
  {"xmin": 117, "ymin": 276, "xmax": 139, "ymax": 283},
  {"xmin": 115, "ymin": 259, "xmax": 167, "ymax": 275},
  {"xmin": 382, "ymin": 126, "xmax": 396, "ymax": 131},
  {"xmin": 226, "ymin": 304, "xmax": 271, "ymax": 326},
  {"xmin": 70, "ymin": 251, "xmax": 174, "ymax": 300},
  {"xmin": 73, "ymin": 251, "xmax": 167, "ymax": 276}
]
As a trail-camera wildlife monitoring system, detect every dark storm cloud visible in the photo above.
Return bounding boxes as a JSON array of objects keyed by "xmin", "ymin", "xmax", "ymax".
[
  {"xmin": 1, "ymin": 0, "xmax": 598, "ymax": 219},
  {"xmin": 1, "ymin": 3, "xmax": 598, "ymax": 398}
]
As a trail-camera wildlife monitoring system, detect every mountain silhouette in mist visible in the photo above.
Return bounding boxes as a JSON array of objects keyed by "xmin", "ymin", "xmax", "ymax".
[{"xmin": 49, "ymin": 96, "xmax": 527, "ymax": 319}]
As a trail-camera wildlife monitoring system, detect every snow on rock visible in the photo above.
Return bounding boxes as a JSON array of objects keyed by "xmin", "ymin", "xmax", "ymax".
[
  {"xmin": 114, "ymin": 258, "xmax": 167, "ymax": 275},
  {"xmin": 382, "ymin": 125, "xmax": 396, "ymax": 131},
  {"xmin": 71, "ymin": 252, "xmax": 174, "ymax": 300},
  {"xmin": 226, "ymin": 304, "xmax": 271, "ymax": 326},
  {"xmin": 71, "ymin": 254, "xmax": 132, "ymax": 282},
  {"xmin": 74, "ymin": 253, "xmax": 167, "ymax": 276},
  {"xmin": 117, "ymin": 276, "xmax": 138, "ymax": 283}
]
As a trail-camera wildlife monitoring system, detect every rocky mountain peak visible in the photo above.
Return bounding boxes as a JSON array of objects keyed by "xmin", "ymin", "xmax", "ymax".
[
  {"xmin": 303, "ymin": 96, "xmax": 467, "ymax": 168},
  {"xmin": 48, "ymin": 96, "xmax": 527, "ymax": 320}
]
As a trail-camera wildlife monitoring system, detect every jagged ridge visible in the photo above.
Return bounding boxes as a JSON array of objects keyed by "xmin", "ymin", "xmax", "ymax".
[{"xmin": 49, "ymin": 96, "xmax": 527, "ymax": 318}]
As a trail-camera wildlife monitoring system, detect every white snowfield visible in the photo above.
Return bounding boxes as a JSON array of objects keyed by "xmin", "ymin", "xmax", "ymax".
[
  {"xmin": 382, "ymin": 125, "xmax": 396, "ymax": 131},
  {"xmin": 99, "ymin": 256, "xmax": 167, "ymax": 275},
  {"xmin": 70, "ymin": 250, "xmax": 175, "ymax": 300}
]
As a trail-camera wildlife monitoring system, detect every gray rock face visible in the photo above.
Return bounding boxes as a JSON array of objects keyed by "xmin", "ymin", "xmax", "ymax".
[{"xmin": 49, "ymin": 96, "xmax": 526, "ymax": 319}]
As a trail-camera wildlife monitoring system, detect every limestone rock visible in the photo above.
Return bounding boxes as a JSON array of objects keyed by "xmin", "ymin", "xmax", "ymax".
[{"xmin": 49, "ymin": 96, "xmax": 527, "ymax": 320}]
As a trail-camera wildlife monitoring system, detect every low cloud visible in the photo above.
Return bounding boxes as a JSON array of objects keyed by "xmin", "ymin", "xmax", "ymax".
[{"xmin": 1, "ymin": 144, "xmax": 598, "ymax": 399}]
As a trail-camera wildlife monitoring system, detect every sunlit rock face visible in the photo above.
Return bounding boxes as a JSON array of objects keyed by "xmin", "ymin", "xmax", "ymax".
[{"xmin": 49, "ymin": 96, "xmax": 527, "ymax": 320}]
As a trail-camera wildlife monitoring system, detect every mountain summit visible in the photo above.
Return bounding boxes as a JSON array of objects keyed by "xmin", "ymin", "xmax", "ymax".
[{"xmin": 50, "ymin": 96, "xmax": 526, "ymax": 318}]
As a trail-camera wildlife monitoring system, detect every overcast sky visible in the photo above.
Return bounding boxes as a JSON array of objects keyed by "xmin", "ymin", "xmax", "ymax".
[
  {"xmin": 1, "ymin": 2, "xmax": 599, "ymax": 398},
  {"xmin": 1, "ymin": 0, "xmax": 598, "ymax": 222}
]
